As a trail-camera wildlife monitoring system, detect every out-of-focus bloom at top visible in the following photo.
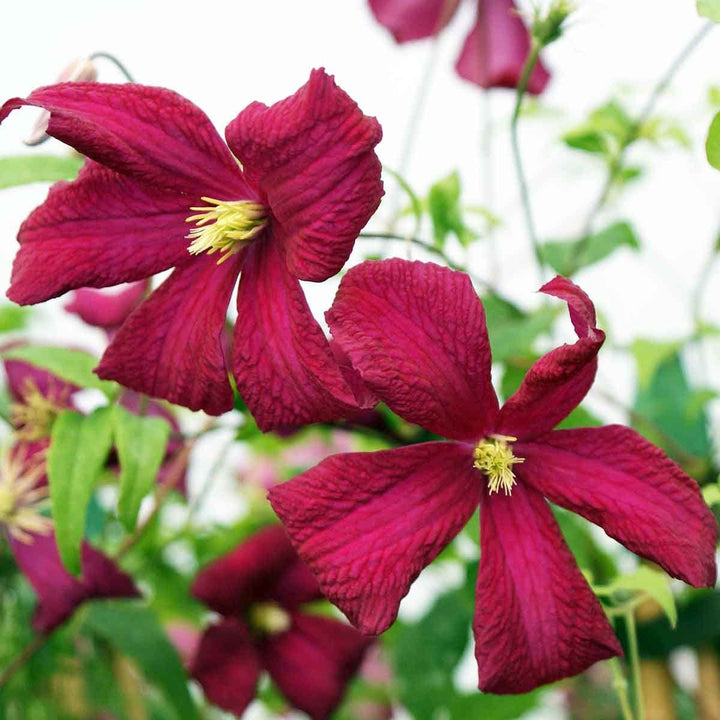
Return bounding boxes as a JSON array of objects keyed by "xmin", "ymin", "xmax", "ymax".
[
  {"xmin": 1, "ymin": 443, "xmax": 139, "ymax": 634},
  {"xmin": 270, "ymin": 260, "xmax": 718, "ymax": 694},
  {"xmin": 24, "ymin": 57, "xmax": 98, "ymax": 146},
  {"xmin": 0, "ymin": 69, "xmax": 383, "ymax": 430},
  {"xmin": 190, "ymin": 525, "xmax": 372, "ymax": 720},
  {"xmin": 369, "ymin": 0, "xmax": 550, "ymax": 93},
  {"xmin": 65, "ymin": 281, "xmax": 147, "ymax": 336}
]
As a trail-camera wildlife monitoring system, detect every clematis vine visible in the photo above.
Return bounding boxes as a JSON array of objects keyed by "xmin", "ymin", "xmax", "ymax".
[
  {"xmin": 189, "ymin": 524, "xmax": 373, "ymax": 719},
  {"xmin": 270, "ymin": 260, "xmax": 718, "ymax": 694},
  {"xmin": 368, "ymin": 0, "xmax": 551, "ymax": 92},
  {"xmin": 0, "ymin": 69, "xmax": 383, "ymax": 430},
  {"xmin": 0, "ymin": 444, "xmax": 139, "ymax": 634}
]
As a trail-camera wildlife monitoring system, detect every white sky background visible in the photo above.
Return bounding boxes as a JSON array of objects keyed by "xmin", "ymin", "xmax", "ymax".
[{"xmin": 0, "ymin": 2, "xmax": 718, "ymax": 716}]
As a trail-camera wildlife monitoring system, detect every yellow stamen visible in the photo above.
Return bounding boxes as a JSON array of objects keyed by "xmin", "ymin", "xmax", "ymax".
[
  {"xmin": 185, "ymin": 197, "xmax": 267, "ymax": 263},
  {"xmin": 10, "ymin": 378, "xmax": 67, "ymax": 442},
  {"xmin": 0, "ymin": 448, "xmax": 51, "ymax": 543},
  {"xmin": 248, "ymin": 602, "xmax": 291, "ymax": 635},
  {"xmin": 473, "ymin": 435, "xmax": 524, "ymax": 496}
]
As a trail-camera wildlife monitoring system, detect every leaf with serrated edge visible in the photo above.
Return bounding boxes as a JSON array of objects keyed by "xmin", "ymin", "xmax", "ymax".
[{"xmin": 49, "ymin": 407, "xmax": 114, "ymax": 575}]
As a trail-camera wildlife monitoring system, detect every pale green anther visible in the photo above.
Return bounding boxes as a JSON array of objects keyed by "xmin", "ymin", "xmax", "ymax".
[
  {"xmin": 249, "ymin": 602, "xmax": 291, "ymax": 635},
  {"xmin": 473, "ymin": 435, "xmax": 524, "ymax": 496}
]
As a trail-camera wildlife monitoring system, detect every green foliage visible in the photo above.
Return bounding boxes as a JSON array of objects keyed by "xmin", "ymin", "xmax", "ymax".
[
  {"xmin": 698, "ymin": 0, "xmax": 720, "ymax": 22},
  {"xmin": 83, "ymin": 601, "xmax": 197, "ymax": 719},
  {"xmin": 482, "ymin": 294, "xmax": 558, "ymax": 363},
  {"xmin": 387, "ymin": 565, "xmax": 541, "ymax": 719},
  {"xmin": 427, "ymin": 171, "xmax": 476, "ymax": 249},
  {"xmin": 554, "ymin": 510, "xmax": 617, "ymax": 584},
  {"xmin": 563, "ymin": 100, "xmax": 634, "ymax": 157},
  {"xmin": 385, "ymin": 167, "xmax": 423, "ymax": 236},
  {"xmin": 632, "ymin": 347, "xmax": 712, "ymax": 473},
  {"xmin": 2, "ymin": 346, "xmax": 120, "ymax": 398},
  {"xmin": 0, "ymin": 154, "xmax": 83, "ymax": 189},
  {"xmin": 606, "ymin": 567, "xmax": 678, "ymax": 628},
  {"xmin": 113, "ymin": 405, "xmax": 171, "ymax": 531},
  {"xmin": 48, "ymin": 408, "xmax": 114, "ymax": 575},
  {"xmin": 0, "ymin": 304, "xmax": 31, "ymax": 333},
  {"xmin": 706, "ymin": 111, "xmax": 720, "ymax": 170},
  {"xmin": 541, "ymin": 221, "xmax": 641, "ymax": 275}
]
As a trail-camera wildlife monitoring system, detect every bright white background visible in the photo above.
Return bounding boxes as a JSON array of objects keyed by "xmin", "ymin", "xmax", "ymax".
[{"xmin": 0, "ymin": 2, "xmax": 719, "ymax": 716}]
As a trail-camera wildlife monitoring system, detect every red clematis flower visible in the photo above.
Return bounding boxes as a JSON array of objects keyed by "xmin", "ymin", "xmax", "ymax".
[
  {"xmin": 0, "ymin": 69, "xmax": 383, "ymax": 430},
  {"xmin": 0, "ymin": 444, "xmax": 138, "ymax": 634},
  {"xmin": 190, "ymin": 525, "xmax": 372, "ymax": 719},
  {"xmin": 369, "ymin": 0, "xmax": 550, "ymax": 93},
  {"xmin": 270, "ymin": 260, "xmax": 718, "ymax": 694}
]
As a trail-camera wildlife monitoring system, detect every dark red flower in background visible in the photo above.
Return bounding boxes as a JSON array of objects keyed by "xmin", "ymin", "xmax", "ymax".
[
  {"xmin": 190, "ymin": 525, "xmax": 372, "ymax": 719},
  {"xmin": 64, "ymin": 281, "xmax": 147, "ymax": 336},
  {"xmin": 270, "ymin": 260, "xmax": 717, "ymax": 694},
  {"xmin": 369, "ymin": 0, "xmax": 550, "ymax": 93},
  {"xmin": 0, "ymin": 69, "xmax": 383, "ymax": 430},
  {"xmin": 0, "ymin": 444, "xmax": 138, "ymax": 634}
]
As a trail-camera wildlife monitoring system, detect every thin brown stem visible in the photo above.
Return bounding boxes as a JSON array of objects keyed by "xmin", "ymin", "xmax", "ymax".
[{"xmin": 0, "ymin": 633, "xmax": 49, "ymax": 688}]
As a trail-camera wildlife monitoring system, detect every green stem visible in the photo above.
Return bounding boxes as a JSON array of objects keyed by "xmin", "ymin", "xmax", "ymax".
[
  {"xmin": 626, "ymin": 610, "xmax": 645, "ymax": 720},
  {"xmin": 89, "ymin": 52, "xmax": 136, "ymax": 82},
  {"xmin": 510, "ymin": 39, "xmax": 545, "ymax": 283},
  {"xmin": 0, "ymin": 633, "xmax": 48, "ymax": 688},
  {"xmin": 608, "ymin": 657, "xmax": 635, "ymax": 720},
  {"xmin": 568, "ymin": 20, "xmax": 714, "ymax": 275}
]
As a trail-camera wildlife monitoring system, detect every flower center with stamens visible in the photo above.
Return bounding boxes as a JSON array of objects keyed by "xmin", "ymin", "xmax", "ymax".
[
  {"xmin": 186, "ymin": 198, "xmax": 268, "ymax": 263},
  {"xmin": 0, "ymin": 449, "xmax": 51, "ymax": 543},
  {"xmin": 473, "ymin": 435, "xmax": 524, "ymax": 496},
  {"xmin": 10, "ymin": 380, "xmax": 65, "ymax": 442},
  {"xmin": 248, "ymin": 602, "xmax": 291, "ymax": 635}
]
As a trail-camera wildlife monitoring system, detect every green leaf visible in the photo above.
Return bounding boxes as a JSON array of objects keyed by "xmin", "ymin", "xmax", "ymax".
[
  {"xmin": 563, "ymin": 129, "xmax": 608, "ymax": 154},
  {"xmin": 427, "ymin": 171, "xmax": 476, "ymax": 249},
  {"xmin": 632, "ymin": 350, "xmax": 712, "ymax": 467},
  {"xmin": 84, "ymin": 601, "xmax": 197, "ymax": 719},
  {"xmin": 2, "ymin": 345, "xmax": 120, "ymax": 398},
  {"xmin": 554, "ymin": 509, "xmax": 617, "ymax": 584},
  {"xmin": 483, "ymin": 294, "xmax": 558, "ymax": 363},
  {"xmin": 608, "ymin": 567, "xmax": 677, "ymax": 628},
  {"xmin": 698, "ymin": 0, "xmax": 720, "ymax": 21},
  {"xmin": 702, "ymin": 483, "xmax": 720, "ymax": 507},
  {"xmin": 0, "ymin": 304, "xmax": 31, "ymax": 333},
  {"xmin": 48, "ymin": 407, "xmax": 114, "ymax": 574},
  {"xmin": 541, "ymin": 221, "xmax": 640, "ymax": 275},
  {"xmin": 706, "ymin": 111, "xmax": 720, "ymax": 170},
  {"xmin": 630, "ymin": 339, "xmax": 680, "ymax": 391},
  {"xmin": 0, "ymin": 154, "xmax": 83, "ymax": 189},
  {"xmin": 113, "ymin": 405, "xmax": 171, "ymax": 531},
  {"xmin": 384, "ymin": 167, "xmax": 423, "ymax": 236}
]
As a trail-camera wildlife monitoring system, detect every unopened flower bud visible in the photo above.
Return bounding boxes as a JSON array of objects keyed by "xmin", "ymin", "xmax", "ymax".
[
  {"xmin": 531, "ymin": 0, "xmax": 574, "ymax": 48},
  {"xmin": 25, "ymin": 57, "xmax": 97, "ymax": 146}
]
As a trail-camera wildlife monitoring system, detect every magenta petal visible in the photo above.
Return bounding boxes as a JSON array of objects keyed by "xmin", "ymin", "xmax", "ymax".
[
  {"xmin": 262, "ymin": 613, "xmax": 372, "ymax": 720},
  {"xmin": 368, "ymin": 0, "xmax": 461, "ymax": 42},
  {"xmin": 516, "ymin": 426, "xmax": 718, "ymax": 587},
  {"xmin": 96, "ymin": 254, "xmax": 239, "ymax": 415},
  {"xmin": 65, "ymin": 281, "xmax": 147, "ymax": 331},
  {"xmin": 233, "ymin": 239, "xmax": 369, "ymax": 432},
  {"xmin": 269, "ymin": 442, "xmax": 480, "ymax": 634},
  {"xmin": 9, "ymin": 161, "xmax": 191, "ymax": 305},
  {"xmin": 497, "ymin": 276, "xmax": 605, "ymax": 440},
  {"xmin": 10, "ymin": 531, "xmax": 139, "ymax": 634},
  {"xmin": 455, "ymin": 0, "xmax": 550, "ymax": 94},
  {"xmin": 226, "ymin": 69, "xmax": 383, "ymax": 282},
  {"xmin": 0, "ymin": 83, "xmax": 249, "ymax": 197},
  {"xmin": 190, "ymin": 619, "xmax": 262, "ymax": 717},
  {"xmin": 327, "ymin": 260, "xmax": 498, "ymax": 441},
  {"xmin": 474, "ymin": 485, "xmax": 621, "ymax": 694},
  {"xmin": 192, "ymin": 525, "xmax": 301, "ymax": 615}
]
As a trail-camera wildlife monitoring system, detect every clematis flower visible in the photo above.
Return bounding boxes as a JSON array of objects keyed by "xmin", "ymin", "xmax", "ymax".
[
  {"xmin": 3, "ymin": 348, "xmax": 79, "ymax": 444},
  {"xmin": 0, "ymin": 444, "xmax": 139, "ymax": 634},
  {"xmin": 190, "ymin": 524, "xmax": 372, "ymax": 719},
  {"xmin": 0, "ymin": 69, "xmax": 383, "ymax": 430},
  {"xmin": 369, "ymin": 0, "xmax": 550, "ymax": 93},
  {"xmin": 64, "ymin": 281, "xmax": 147, "ymax": 336},
  {"xmin": 269, "ymin": 260, "xmax": 718, "ymax": 694}
]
